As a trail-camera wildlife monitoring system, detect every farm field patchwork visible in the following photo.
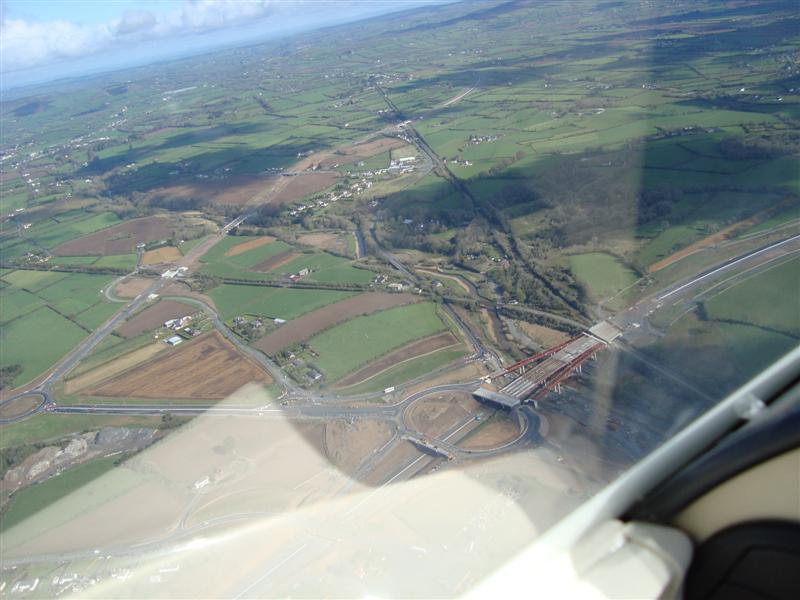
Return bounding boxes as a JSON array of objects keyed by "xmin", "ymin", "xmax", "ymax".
[
  {"xmin": 52, "ymin": 215, "xmax": 174, "ymax": 256},
  {"xmin": 84, "ymin": 331, "xmax": 272, "ymax": 400},
  {"xmin": 115, "ymin": 299, "xmax": 198, "ymax": 338},
  {"xmin": 0, "ymin": 0, "xmax": 799, "ymax": 575},
  {"xmin": 336, "ymin": 331, "xmax": 461, "ymax": 387},
  {"xmin": 0, "ymin": 270, "xmax": 119, "ymax": 388},
  {"xmin": 207, "ymin": 284, "xmax": 353, "ymax": 321},
  {"xmin": 1, "ymin": 306, "xmax": 89, "ymax": 388},
  {"xmin": 254, "ymin": 292, "xmax": 418, "ymax": 355},
  {"xmin": 198, "ymin": 235, "xmax": 292, "ymax": 278},
  {"xmin": 307, "ymin": 302, "xmax": 449, "ymax": 382}
]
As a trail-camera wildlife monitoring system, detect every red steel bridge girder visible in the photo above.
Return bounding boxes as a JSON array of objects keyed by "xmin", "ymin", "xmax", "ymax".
[
  {"xmin": 530, "ymin": 343, "xmax": 604, "ymax": 402},
  {"xmin": 489, "ymin": 336, "xmax": 580, "ymax": 380}
]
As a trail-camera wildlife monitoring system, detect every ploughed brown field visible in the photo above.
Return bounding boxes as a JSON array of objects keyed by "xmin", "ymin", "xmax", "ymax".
[
  {"xmin": 150, "ymin": 174, "xmax": 275, "ymax": 207},
  {"xmin": 270, "ymin": 172, "xmax": 338, "ymax": 204},
  {"xmin": 223, "ymin": 236, "xmax": 276, "ymax": 257},
  {"xmin": 297, "ymin": 232, "xmax": 348, "ymax": 255},
  {"xmin": 316, "ymin": 137, "xmax": 407, "ymax": 168},
  {"xmin": 113, "ymin": 276, "xmax": 152, "ymax": 299},
  {"xmin": 458, "ymin": 416, "xmax": 522, "ymax": 451},
  {"xmin": 252, "ymin": 250, "xmax": 298, "ymax": 272},
  {"xmin": 254, "ymin": 292, "xmax": 418, "ymax": 356},
  {"xmin": 86, "ymin": 331, "xmax": 272, "ymax": 400},
  {"xmin": 141, "ymin": 246, "xmax": 181, "ymax": 265},
  {"xmin": 403, "ymin": 391, "xmax": 481, "ymax": 440},
  {"xmin": 116, "ymin": 299, "xmax": 197, "ymax": 338},
  {"xmin": 54, "ymin": 216, "xmax": 174, "ymax": 256},
  {"xmin": 336, "ymin": 332, "xmax": 461, "ymax": 387}
]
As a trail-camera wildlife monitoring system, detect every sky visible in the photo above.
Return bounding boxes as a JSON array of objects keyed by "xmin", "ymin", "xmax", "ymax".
[{"xmin": 1, "ymin": 1, "xmax": 451, "ymax": 89}]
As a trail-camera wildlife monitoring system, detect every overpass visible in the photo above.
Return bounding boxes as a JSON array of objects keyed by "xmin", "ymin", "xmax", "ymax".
[{"xmin": 474, "ymin": 321, "xmax": 621, "ymax": 410}]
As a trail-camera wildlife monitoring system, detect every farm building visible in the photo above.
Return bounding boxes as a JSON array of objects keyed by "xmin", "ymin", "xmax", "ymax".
[{"xmin": 165, "ymin": 335, "xmax": 183, "ymax": 346}]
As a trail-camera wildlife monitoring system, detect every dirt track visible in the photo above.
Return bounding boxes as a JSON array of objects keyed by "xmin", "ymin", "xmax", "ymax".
[
  {"xmin": 254, "ymin": 292, "xmax": 418, "ymax": 355},
  {"xmin": 87, "ymin": 331, "xmax": 272, "ymax": 400}
]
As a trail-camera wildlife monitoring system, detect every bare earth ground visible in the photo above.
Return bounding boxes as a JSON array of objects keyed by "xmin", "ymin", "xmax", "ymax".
[
  {"xmin": 254, "ymin": 292, "xmax": 418, "ymax": 356},
  {"xmin": 141, "ymin": 246, "xmax": 182, "ymax": 265},
  {"xmin": 252, "ymin": 250, "xmax": 299, "ymax": 272},
  {"xmin": 361, "ymin": 440, "xmax": 426, "ymax": 486},
  {"xmin": 86, "ymin": 331, "xmax": 272, "ymax": 399},
  {"xmin": 115, "ymin": 299, "xmax": 197, "ymax": 338},
  {"xmin": 0, "ymin": 396, "xmax": 351, "ymax": 557},
  {"xmin": 223, "ymin": 235, "xmax": 276, "ymax": 257},
  {"xmin": 297, "ymin": 232, "xmax": 348, "ymax": 255},
  {"xmin": 64, "ymin": 342, "xmax": 167, "ymax": 394},
  {"xmin": 324, "ymin": 419, "xmax": 394, "ymax": 476},
  {"xmin": 151, "ymin": 174, "xmax": 277, "ymax": 207},
  {"xmin": 336, "ymin": 332, "xmax": 460, "ymax": 387},
  {"xmin": 316, "ymin": 137, "xmax": 407, "ymax": 168},
  {"xmin": 458, "ymin": 416, "xmax": 521, "ymax": 451},
  {"xmin": 54, "ymin": 215, "xmax": 174, "ymax": 256},
  {"xmin": 404, "ymin": 391, "xmax": 482, "ymax": 439},
  {"xmin": 0, "ymin": 395, "xmax": 40, "ymax": 419},
  {"xmin": 159, "ymin": 281, "xmax": 217, "ymax": 310},
  {"xmin": 516, "ymin": 321, "xmax": 571, "ymax": 347},
  {"xmin": 113, "ymin": 276, "xmax": 153, "ymax": 299},
  {"xmin": 271, "ymin": 172, "xmax": 339, "ymax": 203}
]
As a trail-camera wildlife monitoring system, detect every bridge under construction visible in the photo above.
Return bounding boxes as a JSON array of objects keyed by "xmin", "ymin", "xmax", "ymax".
[{"xmin": 474, "ymin": 321, "xmax": 622, "ymax": 410}]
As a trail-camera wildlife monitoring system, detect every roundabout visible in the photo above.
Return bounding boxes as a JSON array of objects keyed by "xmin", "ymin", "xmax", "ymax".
[{"xmin": 0, "ymin": 390, "xmax": 49, "ymax": 424}]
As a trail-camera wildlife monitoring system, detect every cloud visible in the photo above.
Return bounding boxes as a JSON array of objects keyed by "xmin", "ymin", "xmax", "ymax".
[
  {"xmin": 116, "ymin": 10, "xmax": 157, "ymax": 36},
  {"xmin": 0, "ymin": 0, "xmax": 280, "ymax": 72}
]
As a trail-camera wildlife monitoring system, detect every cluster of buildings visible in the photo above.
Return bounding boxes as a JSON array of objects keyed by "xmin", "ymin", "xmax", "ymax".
[
  {"xmin": 161, "ymin": 266, "xmax": 188, "ymax": 279},
  {"xmin": 287, "ymin": 175, "xmax": 378, "ymax": 219},
  {"xmin": 468, "ymin": 134, "xmax": 501, "ymax": 145},
  {"xmin": 287, "ymin": 267, "xmax": 310, "ymax": 281},
  {"xmin": 163, "ymin": 315, "xmax": 198, "ymax": 345},
  {"xmin": 443, "ymin": 157, "xmax": 473, "ymax": 167},
  {"xmin": 371, "ymin": 273, "xmax": 410, "ymax": 292}
]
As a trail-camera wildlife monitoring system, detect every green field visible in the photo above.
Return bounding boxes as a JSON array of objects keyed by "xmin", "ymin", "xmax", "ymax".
[
  {"xmin": 270, "ymin": 252, "xmax": 375, "ymax": 284},
  {"xmin": 1, "ymin": 307, "xmax": 87, "ymax": 386},
  {"xmin": 308, "ymin": 302, "xmax": 449, "ymax": 381},
  {"xmin": 197, "ymin": 235, "xmax": 373, "ymax": 284},
  {"xmin": 569, "ymin": 253, "xmax": 639, "ymax": 304},
  {"xmin": 0, "ymin": 414, "xmax": 164, "ymax": 450},
  {"xmin": 704, "ymin": 256, "xmax": 800, "ymax": 336},
  {"xmin": 0, "ymin": 270, "xmax": 119, "ymax": 387},
  {"xmin": 337, "ymin": 345, "xmax": 468, "ymax": 395},
  {"xmin": 207, "ymin": 283, "xmax": 353, "ymax": 320}
]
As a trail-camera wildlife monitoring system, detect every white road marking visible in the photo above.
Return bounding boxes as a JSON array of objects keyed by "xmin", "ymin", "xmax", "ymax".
[{"xmin": 658, "ymin": 234, "xmax": 800, "ymax": 301}]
